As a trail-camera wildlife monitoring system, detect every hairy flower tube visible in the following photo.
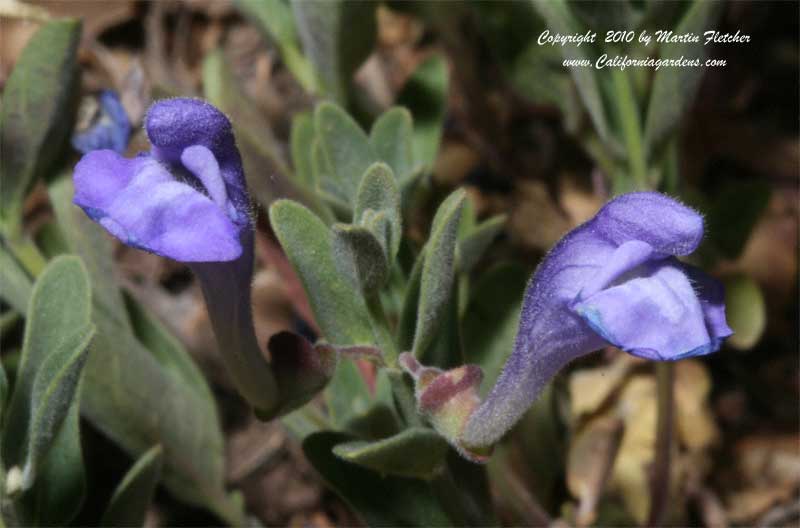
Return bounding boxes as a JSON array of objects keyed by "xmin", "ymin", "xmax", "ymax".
[
  {"xmin": 73, "ymin": 98, "xmax": 280, "ymax": 413},
  {"xmin": 463, "ymin": 192, "xmax": 732, "ymax": 449},
  {"xmin": 72, "ymin": 90, "xmax": 132, "ymax": 154}
]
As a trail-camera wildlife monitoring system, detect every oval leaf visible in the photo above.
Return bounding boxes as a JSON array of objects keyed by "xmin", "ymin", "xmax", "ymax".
[
  {"xmin": 333, "ymin": 427, "xmax": 449, "ymax": 479},
  {"xmin": 313, "ymin": 102, "xmax": 378, "ymax": 206},
  {"xmin": 412, "ymin": 190, "xmax": 466, "ymax": 357},
  {"xmin": 0, "ymin": 19, "xmax": 81, "ymax": 228},
  {"xmin": 369, "ymin": 108, "xmax": 414, "ymax": 182},
  {"xmin": 270, "ymin": 199, "xmax": 374, "ymax": 345},
  {"xmin": 303, "ymin": 431, "xmax": 453, "ymax": 527},
  {"xmin": 354, "ymin": 162, "xmax": 402, "ymax": 263},
  {"xmin": 332, "ymin": 224, "xmax": 390, "ymax": 294},
  {"xmin": 2, "ymin": 256, "xmax": 92, "ymax": 473}
]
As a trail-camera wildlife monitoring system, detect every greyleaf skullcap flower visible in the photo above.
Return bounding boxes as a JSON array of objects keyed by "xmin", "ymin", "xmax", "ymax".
[
  {"xmin": 74, "ymin": 98, "xmax": 249, "ymax": 262},
  {"xmin": 463, "ymin": 192, "xmax": 732, "ymax": 449},
  {"xmin": 73, "ymin": 98, "xmax": 283, "ymax": 414}
]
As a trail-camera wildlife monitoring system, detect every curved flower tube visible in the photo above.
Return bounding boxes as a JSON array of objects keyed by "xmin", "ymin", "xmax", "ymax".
[
  {"xmin": 73, "ymin": 98, "xmax": 279, "ymax": 414},
  {"xmin": 72, "ymin": 90, "xmax": 132, "ymax": 154},
  {"xmin": 462, "ymin": 192, "xmax": 732, "ymax": 448}
]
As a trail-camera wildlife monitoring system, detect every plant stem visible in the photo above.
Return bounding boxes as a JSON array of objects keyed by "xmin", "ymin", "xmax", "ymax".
[
  {"xmin": 611, "ymin": 67, "xmax": 648, "ymax": 192},
  {"xmin": 648, "ymin": 361, "xmax": 674, "ymax": 526}
]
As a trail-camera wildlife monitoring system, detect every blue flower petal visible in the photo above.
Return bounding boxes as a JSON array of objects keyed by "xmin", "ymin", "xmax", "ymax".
[
  {"xmin": 573, "ymin": 259, "xmax": 716, "ymax": 360},
  {"xmin": 73, "ymin": 149, "xmax": 241, "ymax": 262}
]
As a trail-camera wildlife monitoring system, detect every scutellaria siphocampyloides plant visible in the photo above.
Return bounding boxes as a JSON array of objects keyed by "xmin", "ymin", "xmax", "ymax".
[{"xmin": 72, "ymin": 98, "xmax": 333, "ymax": 417}]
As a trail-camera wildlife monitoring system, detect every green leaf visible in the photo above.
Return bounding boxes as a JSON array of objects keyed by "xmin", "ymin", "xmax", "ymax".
[
  {"xmin": 291, "ymin": 112, "xmax": 317, "ymax": 188},
  {"xmin": 0, "ymin": 19, "xmax": 81, "ymax": 229},
  {"xmin": 463, "ymin": 264, "xmax": 528, "ymax": 394},
  {"xmin": 457, "ymin": 214, "xmax": 507, "ymax": 273},
  {"xmin": 290, "ymin": 0, "xmax": 377, "ymax": 103},
  {"xmin": 100, "ymin": 445, "xmax": 164, "ymax": 527},
  {"xmin": 397, "ymin": 55, "xmax": 449, "ymax": 169},
  {"xmin": 354, "ymin": 163, "xmax": 402, "ymax": 263},
  {"xmin": 531, "ymin": 0, "xmax": 615, "ymax": 148},
  {"xmin": 412, "ymin": 190, "xmax": 466, "ymax": 357},
  {"xmin": 332, "ymin": 224, "xmax": 389, "ymax": 293},
  {"xmin": 370, "ymin": 108, "xmax": 415, "ymax": 182},
  {"xmin": 270, "ymin": 199, "xmax": 374, "ymax": 345},
  {"xmin": 724, "ymin": 274, "xmax": 766, "ymax": 351},
  {"xmin": 333, "ymin": 427, "xmax": 449, "ymax": 479},
  {"xmin": 23, "ymin": 324, "xmax": 94, "ymax": 489},
  {"xmin": 314, "ymin": 102, "xmax": 379, "ymax": 207},
  {"xmin": 643, "ymin": 0, "xmax": 723, "ymax": 158},
  {"xmin": 235, "ymin": 0, "xmax": 318, "ymax": 92},
  {"xmin": 19, "ymin": 392, "xmax": 86, "ymax": 526},
  {"xmin": 48, "ymin": 178, "xmax": 243, "ymax": 525},
  {"xmin": 303, "ymin": 431, "xmax": 453, "ymax": 526},
  {"xmin": 0, "ymin": 244, "xmax": 33, "ymax": 314},
  {"xmin": 2, "ymin": 256, "xmax": 92, "ymax": 473}
]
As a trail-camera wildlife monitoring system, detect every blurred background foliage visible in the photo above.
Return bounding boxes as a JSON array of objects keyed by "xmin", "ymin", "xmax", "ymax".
[{"xmin": 0, "ymin": 0, "xmax": 797, "ymax": 526}]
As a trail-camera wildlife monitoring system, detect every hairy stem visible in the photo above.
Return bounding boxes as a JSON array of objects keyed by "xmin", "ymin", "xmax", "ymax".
[{"xmin": 648, "ymin": 361, "xmax": 674, "ymax": 526}]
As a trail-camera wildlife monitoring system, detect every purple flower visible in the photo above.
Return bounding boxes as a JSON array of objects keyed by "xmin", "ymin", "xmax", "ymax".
[
  {"xmin": 72, "ymin": 90, "xmax": 132, "ymax": 155},
  {"xmin": 74, "ymin": 98, "xmax": 248, "ymax": 262},
  {"xmin": 462, "ymin": 192, "xmax": 732, "ymax": 448},
  {"xmin": 73, "ymin": 98, "xmax": 282, "ymax": 414}
]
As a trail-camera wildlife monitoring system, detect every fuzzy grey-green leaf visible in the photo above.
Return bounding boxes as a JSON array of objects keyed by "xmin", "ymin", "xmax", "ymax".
[
  {"xmin": 413, "ymin": 190, "xmax": 466, "ymax": 357},
  {"xmin": 314, "ymin": 102, "xmax": 378, "ymax": 206},
  {"xmin": 0, "ymin": 19, "xmax": 81, "ymax": 227},
  {"xmin": 370, "ymin": 108, "xmax": 414, "ymax": 182},
  {"xmin": 333, "ymin": 427, "xmax": 449, "ymax": 479},
  {"xmin": 270, "ymin": 199, "xmax": 374, "ymax": 345},
  {"xmin": 354, "ymin": 163, "xmax": 402, "ymax": 262},
  {"xmin": 2, "ymin": 255, "xmax": 92, "ymax": 473},
  {"xmin": 100, "ymin": 444, "xmax": 164, "ymax": 527},
  {"xmin": 23, "ymin": 323, "xmax": 94, "ymax": 489},
  {"xmin": 20, "ymin": 392, "xmax": 86, "ymax": 526},
  {"xmin": 332, "ymin": 224, "xmax": 389, "ymax": 294},
  {"xmin": 303, "ymin": 432, "xmax": 453, "ymax": 526}
]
